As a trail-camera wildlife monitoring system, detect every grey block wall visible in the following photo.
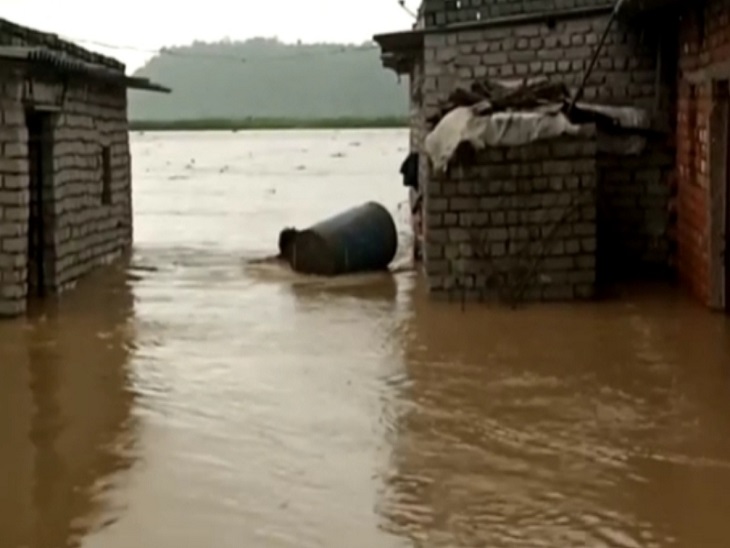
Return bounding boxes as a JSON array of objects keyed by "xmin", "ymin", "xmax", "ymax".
[
  {"xmin": 415, "ymin": 12, "xmax": 674, "ymax": 300},
  {"xmin": 50, "ymin": 82, "xmax": 132, "ymax": 293},
  {"xmin": 422, "ymin": 15, "xmax": 668, "ymax": 113},
  {"xmin": 0, "ymin": 20, "xmax": 132, "ymax": 317},
  {"xmin": 0, "ymin": 74, "xmax": 132, "ymax": 317},
  {"xmin": 0, "ymin": 85, "xmax": 27, "ymax": 317},
  {"xmin": 425, "ymin": 135, "xmax": 598, "ymax": 302}
]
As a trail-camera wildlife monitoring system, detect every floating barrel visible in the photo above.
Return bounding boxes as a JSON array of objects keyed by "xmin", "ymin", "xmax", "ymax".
[{"xmin": 283, "ymin": 202, "xmax": 398, "ymax": 276}]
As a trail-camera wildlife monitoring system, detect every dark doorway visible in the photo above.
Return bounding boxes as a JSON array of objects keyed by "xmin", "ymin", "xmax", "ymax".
[
  {"xmin": 726, "ymin": 104, "xmax": 730, "ymax": 312},
  {"xmin": 719, "ymin": 81, "xmax": 730, "ymax": 313},
  {"xmin": 709, "ymin": 80, "xmax": 730, "ymax": 311},
  {"xmin": 26, "ymin": 110, "xmax": 53, "ymax": 301}
]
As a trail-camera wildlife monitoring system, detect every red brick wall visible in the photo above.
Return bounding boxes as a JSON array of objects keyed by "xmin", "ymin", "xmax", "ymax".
[
  {"xmin": 675, "ymin": 0, "xmax": 730, "ymax": 305},
  {"xmin": 676, "ymin": 82, "xmax": 710, "ymax": 303}
]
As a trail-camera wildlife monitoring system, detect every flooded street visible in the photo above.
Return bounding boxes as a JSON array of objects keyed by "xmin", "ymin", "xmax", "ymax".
[{"xmin": 2, "ymin": 129, "xmax": 730, "ymax": 547}]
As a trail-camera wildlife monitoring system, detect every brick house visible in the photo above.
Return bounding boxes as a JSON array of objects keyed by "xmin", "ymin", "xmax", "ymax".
[
  {"xmin": 374, "ymin": 1, "xmax": 687, "ymax": 305},
  {"xmin": 0, "ymin": 18, "xmax": 169, "ymax": 318},
  {"xmin": 644, "ymin": 0, "xmax": 730, "ymax": 311}
]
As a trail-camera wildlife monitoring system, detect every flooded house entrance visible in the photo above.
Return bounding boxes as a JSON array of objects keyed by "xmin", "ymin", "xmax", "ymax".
[
  {"xmin": 725, "ymin": 86, "xmax": 730, "ymax": 313},
  {"xmin": 25, "ymin": 109, "xmax": 54, "ymax": 301},
  {"xmin": 707, "ymin": 79, "xmax": 730, "ymax": 313},
  {"xmin": 722, "ymin": 140, "xmax": 730, "ymax": 314},
  {"xmin": 724, "ymin": 80, "xmax": 730, "ymax": 312}
]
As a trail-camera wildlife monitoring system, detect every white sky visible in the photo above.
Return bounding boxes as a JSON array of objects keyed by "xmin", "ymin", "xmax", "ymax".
[{"xmin": 3, "ymin": 0, "xmax": 417, "ymax": 72}]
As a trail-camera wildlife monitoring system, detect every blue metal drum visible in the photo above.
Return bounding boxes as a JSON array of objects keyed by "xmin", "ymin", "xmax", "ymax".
[{"xmin": 287, "ymin": 202, "xmax": 398, "ymax": 276}]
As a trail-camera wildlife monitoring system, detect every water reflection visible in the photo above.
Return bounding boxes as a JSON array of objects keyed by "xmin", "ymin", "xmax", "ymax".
[
  {"xmin": 381, "ymin": 282, "xmax": 730, "ymax": 547},
  {"xmin": 0, "ymin": 265, "xmax": 139, "ymax": 548},
  {"xmin": 288, "ymin": 271, "xmax": 401, "ymax": 306}
]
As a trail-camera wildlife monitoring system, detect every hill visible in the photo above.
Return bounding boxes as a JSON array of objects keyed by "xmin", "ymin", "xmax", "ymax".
[{"xmin": 128, "ymin": 38, "xmax": 409, "ymax": 123}]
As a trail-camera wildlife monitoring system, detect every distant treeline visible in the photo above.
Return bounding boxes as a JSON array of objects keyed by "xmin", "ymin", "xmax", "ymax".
[
  {"xmin": 129, "ymin": 117, "xmax": 408, "ymax": 131},
  {"xmin": 129, "ymin": 38, "xmax": 408, "ymax": 122}
]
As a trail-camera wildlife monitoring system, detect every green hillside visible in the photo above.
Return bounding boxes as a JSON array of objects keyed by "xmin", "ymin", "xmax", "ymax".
[{"xmin": 128, "ymin": 38, "xmax": 409, "ymax": 122}]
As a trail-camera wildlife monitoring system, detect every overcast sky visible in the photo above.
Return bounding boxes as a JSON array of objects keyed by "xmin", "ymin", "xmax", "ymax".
[{"xmin": 3, "ymin": 0, "xmax": 416, "ymax": 71}]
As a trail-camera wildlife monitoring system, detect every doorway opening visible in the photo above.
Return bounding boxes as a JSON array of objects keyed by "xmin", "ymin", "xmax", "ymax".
[
  {"xmin": 725, "ymin": 94, "xmax": 730, "ymax": 314},
  {"xmin": 716, "ymin": 81, "xmax": 730, "ymax": 313},
  {"xmin": 707, "ymin": 80, "xmax": 730, "ymax": 312},
  {"xmin": 25, "ymin": 110, "xmax": 54, "ymax": 302}
]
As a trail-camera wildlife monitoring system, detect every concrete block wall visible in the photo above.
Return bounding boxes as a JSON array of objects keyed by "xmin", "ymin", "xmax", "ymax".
[
  {"xmin": 422, "ymin": 0, "xmax": 614, "ymax": 27},
  {"xmin": 0, "ymin": 76, "xmax": 30, "ymax": 317},
  {"xmin": 50, "ymin": 82, "xmax": 132, "ymax": 293},
  {"xmin": 0, "ymin": 73, "xmax": 131, "ymax": 317},
  {"xmin": 425, "ymin": 135, "xmax": 598, "ymax": 302},
  {"xmin": 422, "ymin": 15, "xmax": 668, "ymax": 114},
  {"xmin": 415, "ymin": 12, "xmax": 676, "ymax": 299}
]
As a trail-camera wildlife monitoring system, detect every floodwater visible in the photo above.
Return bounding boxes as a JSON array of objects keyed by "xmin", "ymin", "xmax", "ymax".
[{"xmin": 2, "ymin": 129, "xmax": 730, "ymax": 548}]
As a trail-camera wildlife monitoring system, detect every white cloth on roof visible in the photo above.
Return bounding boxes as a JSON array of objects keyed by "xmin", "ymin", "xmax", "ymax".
[{"xmin": 424, "ymin": 105, "xmax": 590, "ymax": 172}]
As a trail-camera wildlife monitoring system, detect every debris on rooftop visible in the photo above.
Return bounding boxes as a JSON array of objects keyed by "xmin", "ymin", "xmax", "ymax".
[{"xmin": 424, "ymin": 77, "xmax": 653, "ymax": 172}]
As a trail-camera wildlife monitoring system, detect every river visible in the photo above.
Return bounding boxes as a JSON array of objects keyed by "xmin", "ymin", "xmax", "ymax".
[{"xmin": 1, "ymin": 129, "xmax": 730, "ymax": 547}]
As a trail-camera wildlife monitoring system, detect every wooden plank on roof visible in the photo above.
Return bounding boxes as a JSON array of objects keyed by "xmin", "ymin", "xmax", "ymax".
[
  {"xmin": 121, "ymin": 76, "xmax": 171, "ymax": 94},
  {"xmin": 373, "ymin": 29, "xmax": 424, "ymax": 54}
]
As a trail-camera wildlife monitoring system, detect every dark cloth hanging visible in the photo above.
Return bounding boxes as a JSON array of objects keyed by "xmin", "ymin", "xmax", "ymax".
[{"xmin": 400, "ymin": 152, "xmax": 419, "ymax": 190}]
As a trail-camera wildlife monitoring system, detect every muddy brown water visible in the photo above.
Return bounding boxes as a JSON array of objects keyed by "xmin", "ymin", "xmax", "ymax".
[{"xmin": 2, "ymin": 129, "xmax": 730, "ymax": 548}]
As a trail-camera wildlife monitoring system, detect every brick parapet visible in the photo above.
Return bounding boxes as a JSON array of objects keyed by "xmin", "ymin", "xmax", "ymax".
[{"xmin": 424, "ymin": 134, "xmax": 598, "ymax": 302}]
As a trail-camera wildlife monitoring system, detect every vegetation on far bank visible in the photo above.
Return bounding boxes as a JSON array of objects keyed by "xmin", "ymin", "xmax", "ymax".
[
  {"xmin": 129, "ymin": 38, "xmax": 408, "ymax": 121},
  {"xmin": 129, "ymin": 117, "xmax": 409, "ymax": 131}
]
